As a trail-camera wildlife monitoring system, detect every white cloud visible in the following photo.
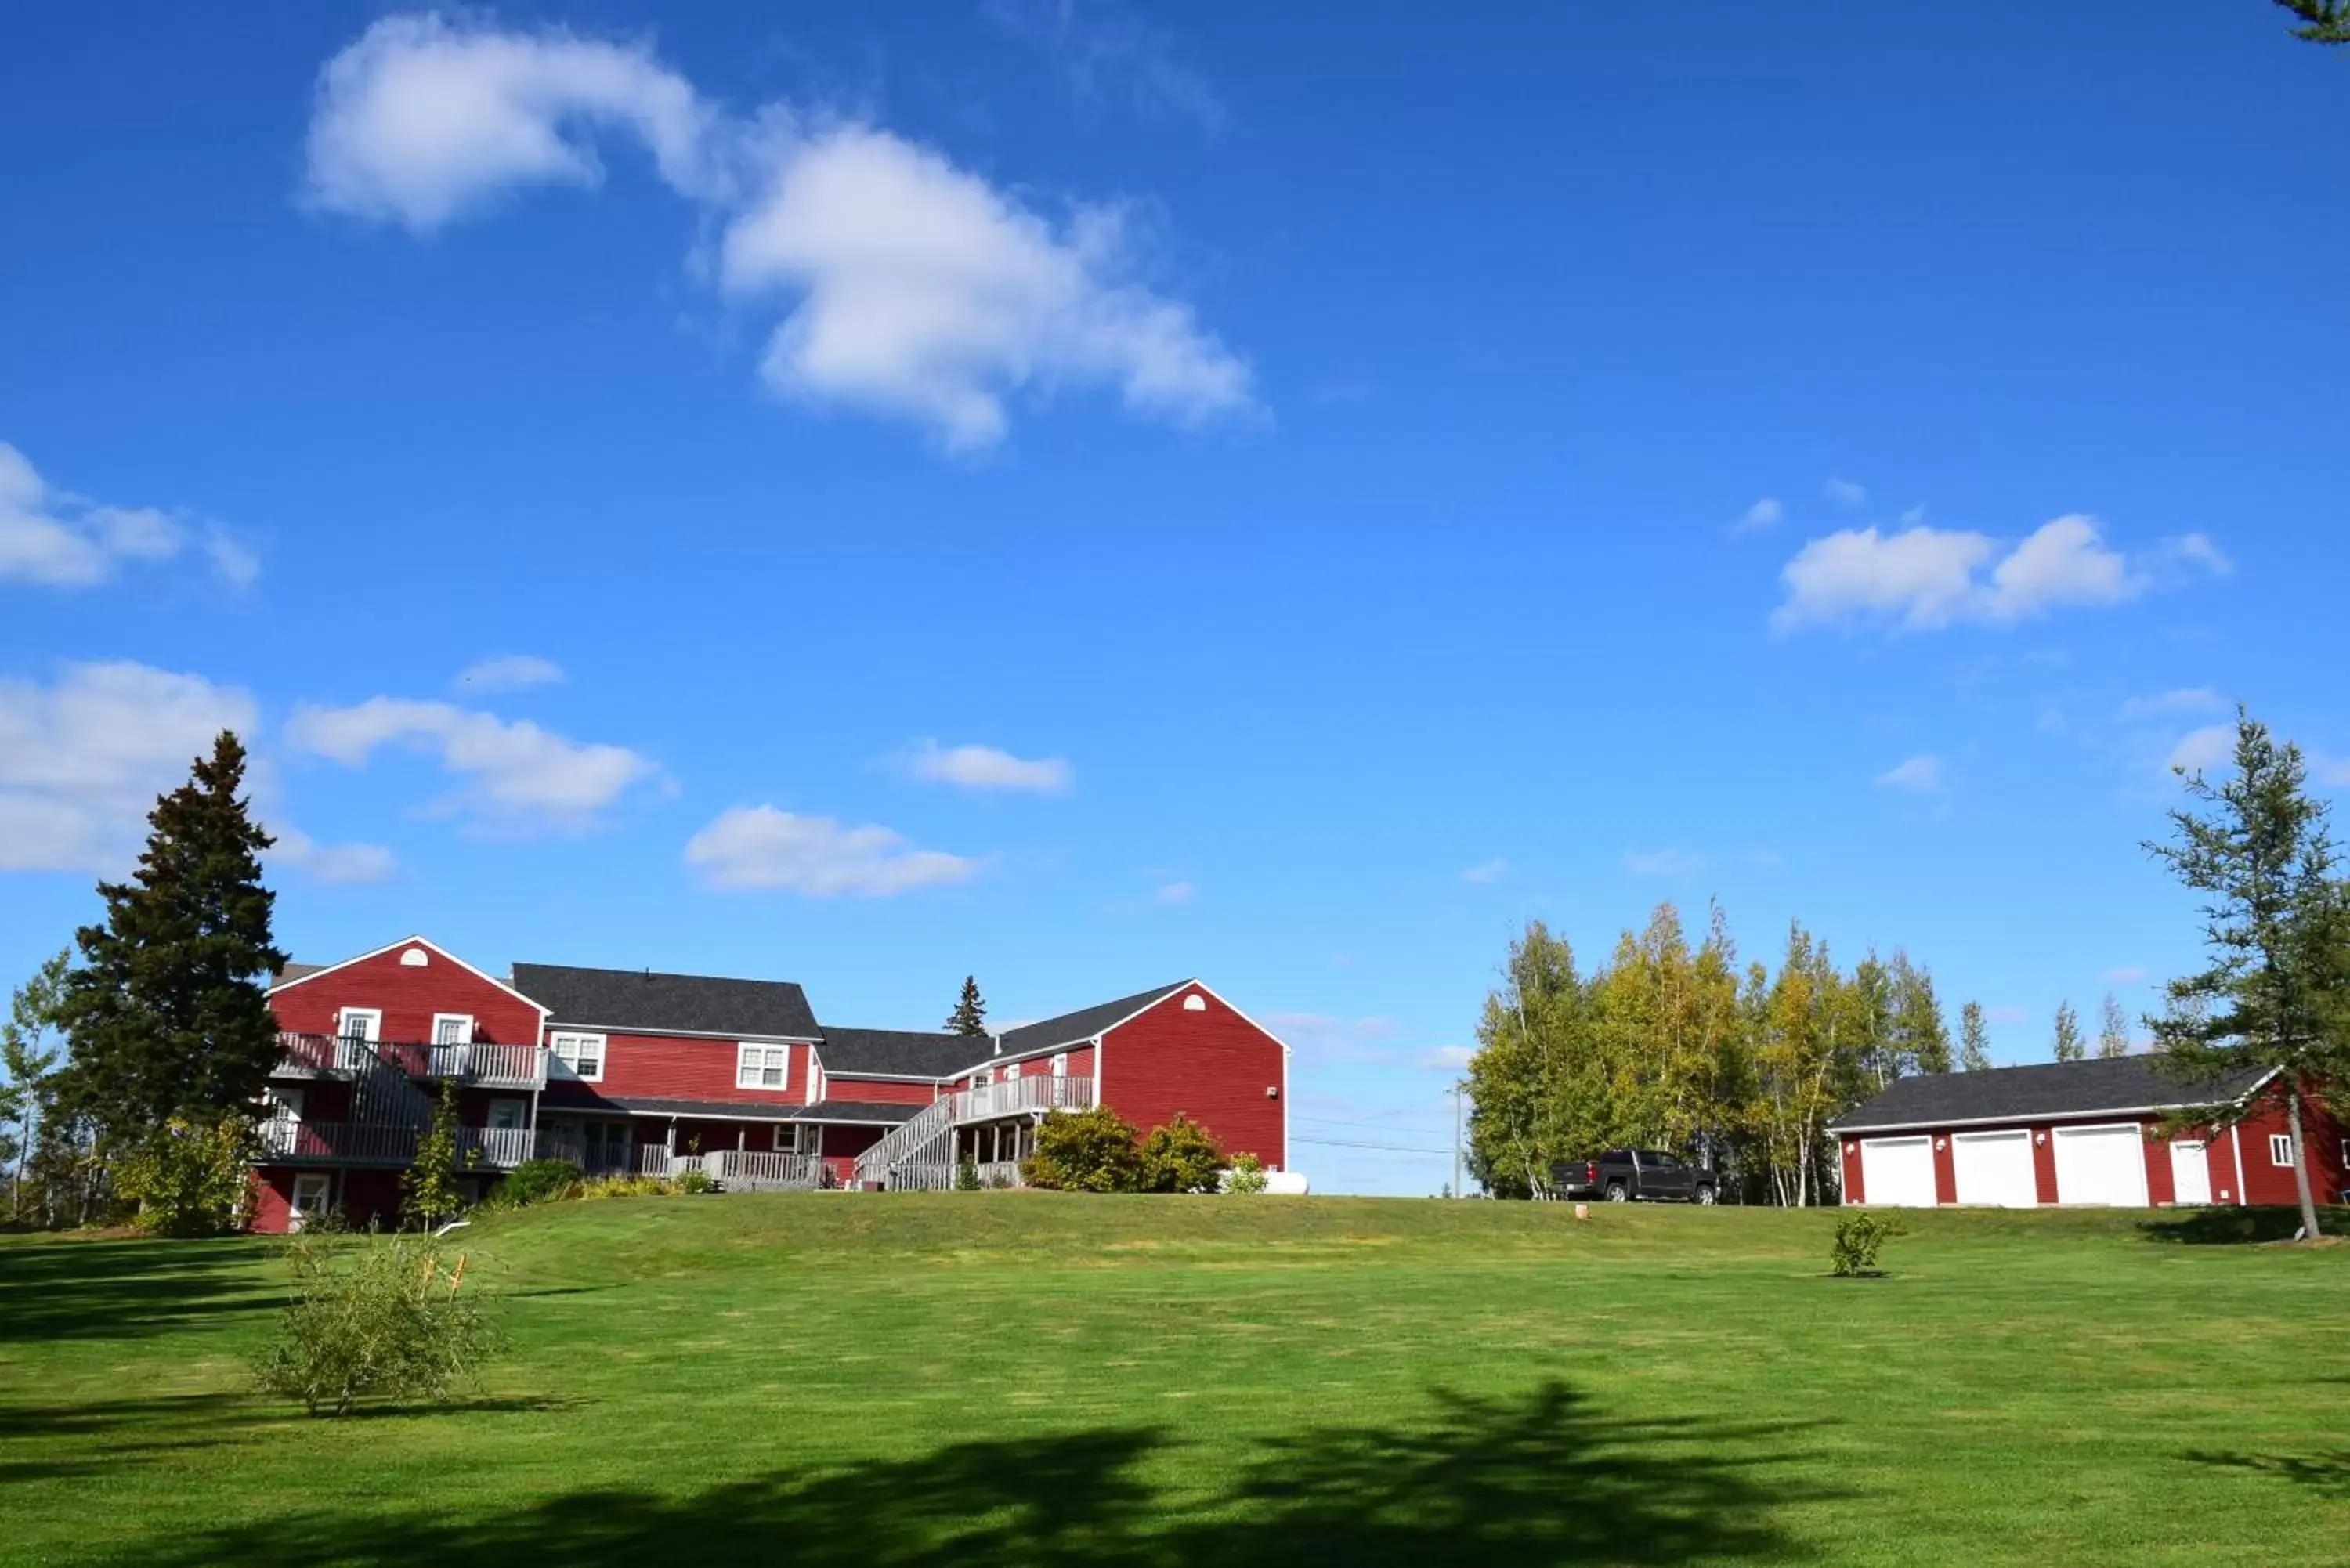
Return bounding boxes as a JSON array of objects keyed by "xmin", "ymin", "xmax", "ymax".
[
  {"xmin": 1623, "ymin": 848, "xmax": 1707, "ymax": 876},
  {"xmin": 0, "ymin": 443, "xmax": 252, "ymax": 589},
  {"xmin": 2117, "ymin": 688, "xmax": 2222, "ymax": 721},
  {"xmin": 2160, "ymin": 533, "xmax": 2233, "ymax": 577},
  {"xmin": 2167, "ymin": 724, "xmax": 2235, "ymax": 775},
  {"xmin": 1422, "ymin": 1043, "xmax": 1477, "ymax": 1072},
  {"xmin": 684, "ymin": 804, "xmax": 978, "ymax": 895},
  {"xmin": 1154, "ymin": 880, "xmax": 1195, "ymax": 905},
  {"xmin": 271, "ymin": 829, "xmax": 400, "ymax": 885},
  {"xmin": 1731, "ymin": 497, "xmax": 1783, "ymax": 535},
  {"xmin": 303, "ymin": 14, "xmax": 718, "ymax": 229},
  {"xmin": 303, "ymin": 16, "xmax": 1253, "ymax": 449},
  {"xmin": 1874, "ymin": 754, "xmax": 1947, "ymax": 794},
  {"xmin": 983, "ymin": 0, "xmax": 1226, "ymax": 132},
  {"xmin": 1773, "ymin": 514, "xmax": 2215, "ymax": 633},
  {"xmin": 285, "ymin": 697, "xmax": 656, "ymax": 830},
  {"xmin": 455, "ymin": 653, "xmax": 566, "ymax": 693},
  {"xmin": 1459, "ymin": 858, "xmax": 1508, "ymax": 884},
  {"xmin": 1824, "ymin": 477, "xmax": 1867, "ymax": 506},
  {"xmin": 907, "ymin": 740, "xmax": 1072, "ymax": 794},
  {"xmin": 0, "ymin": 663, "xmax": 258, "ymax": 871}
]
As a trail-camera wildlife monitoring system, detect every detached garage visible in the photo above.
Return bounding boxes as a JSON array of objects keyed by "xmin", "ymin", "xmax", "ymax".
[{"xmin": 1828, "ymin": 1054, "xmax": 2319, "ymax": 1210}]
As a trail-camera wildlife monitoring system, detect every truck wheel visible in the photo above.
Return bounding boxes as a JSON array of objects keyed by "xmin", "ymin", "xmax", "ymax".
[
  {"xmin": 1604, "ymin": 1182, "xmax": 1629, "ymax": 1202},
  {"xmin": 1694, "ymin": 1184, "xmax": 1716, "ymax": 1206}
]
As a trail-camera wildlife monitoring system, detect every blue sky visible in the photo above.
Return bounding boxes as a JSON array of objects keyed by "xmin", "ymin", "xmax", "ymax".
[{"xmin": 2, "ymin": 3, "xmax": 2345, "ymax": 1194}]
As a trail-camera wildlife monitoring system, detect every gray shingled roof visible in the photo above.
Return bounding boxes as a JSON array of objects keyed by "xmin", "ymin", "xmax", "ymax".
[
  {"xmin": 996, "ymin": 980, "xmax": 1195, "ymax": 1057},
  {"xmin": 512, "ymin": 963, "xmax": 820, "ymax": 1040},
  {"xmin": 818, "ymin": 1027, "xmax": 990, "ymax": 1078},
  {"xmin": 1829, "ymin": 1054, "xmax": 2273, "ymax": 1133},
  {"xmin": 269, "ymin": 963, "xmax": 324, "ymax": 990},
  {"xmin": 791, "ymin": 1100, "xmax": 926, "ymax": 1125}
]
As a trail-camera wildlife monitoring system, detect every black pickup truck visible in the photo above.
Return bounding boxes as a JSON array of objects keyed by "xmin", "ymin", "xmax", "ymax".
[{"xmin": 1551, "ymin": 1149, "xmax": 1717, "ymax": 1205}]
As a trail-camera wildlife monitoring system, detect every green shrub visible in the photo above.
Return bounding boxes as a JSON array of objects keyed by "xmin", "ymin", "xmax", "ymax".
[
  {"xmin": 114, "ymin": 1115, "xmax": 255, "ymax": 1237},
  {"xmin": 579, "ymin": 1174, "xmax": 678, "ymax": 1200},
  {"xmin": 1022, "ymin": 1105, "xmax": 1144, "ymax": 1192},
  {"xmin": 251, "ymin": 1230, "xmax": 502, "ymax": 1416},
  {"xmin": 676, "ymin": 1169, "xmax": 713, "ymax": 1195},
  {"xmin": 1137, "ymin": 1113, "xmax": 1226, "ymax": 1194},
  {"xmin": 495, "ymin": 1159, "xmax": 583, "ymax": 1209},
  {"xmin": 1830, "ymin": 1212, "xmax": 1904, "ymax": 1277},
  {"xmin": 1224, "ymin": 1151, "xmax": 1270, "ymax": 1194},
  {"xmin": 955, "ymin": 1156, "xmax": 981, "ymax": 1192},
  {"xmin": 403, "ymin": 1083, "xmax": 465, "ymax": 1231}
]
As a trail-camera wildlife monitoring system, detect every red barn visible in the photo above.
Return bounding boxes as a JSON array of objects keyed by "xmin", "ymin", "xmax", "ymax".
[
  {"xmin": 250, "ymin": 938, "xmax": 1292, "ymax": 1230},
  {"xmin": 1830, "ymin": 1056, "xmax": 2348, "ymax": 1210}
]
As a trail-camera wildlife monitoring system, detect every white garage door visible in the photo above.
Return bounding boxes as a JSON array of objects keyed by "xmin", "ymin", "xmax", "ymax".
[
  {"xmin": 1860, "ymin": 1136, "xmax": 1938, "ymax": 1207},
  {"xmin": 2053, "ymin": 1124, "xmax": 2151, "ymax": 1206},
  {"xmin": 1951, "ymin": 1129, "xmax": 2039, "ymax": 1206}
]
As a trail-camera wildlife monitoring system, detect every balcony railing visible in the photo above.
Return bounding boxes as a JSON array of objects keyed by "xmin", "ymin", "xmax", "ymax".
[
  {"xmin": 273, "ymin": 1032, "xmax": 548, "ymax": 1089},
  {"xmin": 953, "ymin": 1075, "xmax": 1097, "ymax": 1123},
  {"xmin": 255, "ymin": 1118, "xmax": 536, "ymax": 1169},
  {"xmin": 703, "ymin": 1149, "xmax": 825, "ymax": 1191}
]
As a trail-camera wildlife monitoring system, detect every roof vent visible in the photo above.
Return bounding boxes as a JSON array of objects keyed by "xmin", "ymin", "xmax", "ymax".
[
  {"xmin": 400, "ymin": 948, "xmax": 429, "ymax": 968},
  {"xmin": 1183, "ymin": 993, "xmax": 1206, "ymax": 1011}
]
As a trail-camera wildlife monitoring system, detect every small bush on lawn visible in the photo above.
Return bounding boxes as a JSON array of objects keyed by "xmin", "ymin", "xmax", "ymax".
[
  {"xmin": 251, "ymin": 1230, "xmax": 502, "ymax": 1416},
  {"xmin": 955, "ymin": 1156, "xmax": 982, "ymax": 1192},
  {"xmin": 494, "ymin": 1159, "xmax": 583, "ymax": 1209},
  {"xmin": 676, "ymin": 1169, "xmax": 714, "ymax": 1194},
  {"xmin": 114, "ymin": 1115, "xmax": 255, "ymax": 1237},
  {"xmin": 1830, "ymin": 1212, "xmax": 1904, "ymax": 1277},
  {"xmin": 1023, "ymin": 1105, "xmax": 1144, "ymax": 1191},
  {"xmin": 1138, "ymin": 1114, "xmax": 1226, "ymax": 1194},
  {"xmin": 579, "ymin": 1175, "xmax": 678, "ymax": 1200},
  {"xmin": 1223, "ymin": 1151, "xmax": 1270, "ymax": 1194}
]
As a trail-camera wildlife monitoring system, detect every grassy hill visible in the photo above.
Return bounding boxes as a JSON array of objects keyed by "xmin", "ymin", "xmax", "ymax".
[{"xmin": 2, "ymin": 1196, "xmax": 2344, "ymax": 1565}]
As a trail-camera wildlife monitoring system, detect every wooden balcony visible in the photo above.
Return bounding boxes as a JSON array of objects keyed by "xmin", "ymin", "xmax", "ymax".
[
  {"xmin": 952, "ymin": 1074, "xmax": 1097, "ymax": 1124},
  {"xmin": 271, "ymin": 1032, "xmax": 548, "ymax": 1090}
]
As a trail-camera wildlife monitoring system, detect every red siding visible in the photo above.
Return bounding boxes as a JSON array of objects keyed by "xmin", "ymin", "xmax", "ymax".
[
  {"xmin": 271, "ymin": 939, "xmax": 543, "ymax": 1046},
  {"xmin": 1097, "ymin": 988, "xmax": 1287, "ymax": 1169},
  {"xmin": 821, "ymin": 1075, "xmax": 938, "ymax": 1106},
  {"xmin": 2143, "ymin": 1128, "xmax": 2176, "ymax": 1206},
  {"xmin": 586, "ymin": 1032, "xmax": 813, "ymax": 1110},
  {"xmin": 821, "ymin": 1124, "xmax": 882, "ymax": 1187},
  {"xmin": 249, "ymin": 1169, "xmax": 298, "ymax": 1234}
]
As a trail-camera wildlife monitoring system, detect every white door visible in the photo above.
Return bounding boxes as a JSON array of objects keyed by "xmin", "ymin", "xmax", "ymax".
[
  {"xmin": 2168, "ymin": 1140, "xmax": 2212, "ymax": 1205},
  {"xmin": 289, "ymin": 1172, "xmax": 332, "ymax": 1232},
  {"xmin": 1860, "ymin": 1136, "xmax": 1938, "ymax": 1207},
  {"xmin": 1951, "ymin": 1129, "xmax": 2039, "ymax": 1206},
  {"xmin": 2052, "ymin": 1124, "xmax": 2152, "ymax": 1206}
]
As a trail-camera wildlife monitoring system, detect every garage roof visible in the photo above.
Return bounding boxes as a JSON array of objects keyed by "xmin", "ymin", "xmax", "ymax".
[{"xmin": 1830, "ymin": 1054, "xmax": 2273, "ymax": 1133}]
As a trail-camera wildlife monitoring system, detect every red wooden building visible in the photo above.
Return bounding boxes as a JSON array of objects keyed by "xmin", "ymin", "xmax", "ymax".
[
  {"xmin": 252, "ymin": 935, "xmax": 1291, "ymax": 1230},
  {"xmin": 1830, "ymin": 1055, "xmax": 2348, "ymax": 1210}
]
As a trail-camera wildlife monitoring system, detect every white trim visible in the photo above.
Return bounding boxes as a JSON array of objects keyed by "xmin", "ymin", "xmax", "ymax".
[
  {"xmin": 335, "ymin": 1007, "xmax": 382, "ymax": 1042},
  {"xmin": 2230, "ymin": 1124, "xmax": 2248, "ymax": 1206},
  {"xmin": 430, "ymin": 1013, "xmax": 475, "ymax": 1047},
  {"xmin": 611, "ymin": 1106, "xmax": 818, "ymax": 1125},
  {"xmin": 548, "ymin": 1031, "xmax": 606, "ymax": 1083},
  {"xmin": 544, "ymin": 1021, "xmax": 821, "ymax": 1046},
  {"xmin": 271, "ymin": 934, "xmax": 551, "ymax": 1023},
  {"xmin": 2268, "ymin": 1132, "xmax": 2294, "ymax": 1168}
]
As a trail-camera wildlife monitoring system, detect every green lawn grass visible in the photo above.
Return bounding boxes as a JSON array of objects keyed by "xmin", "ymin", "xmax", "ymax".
[{"xmin": 1, "ymin": 1196, "xmax": 2344, "ymax": 1565}]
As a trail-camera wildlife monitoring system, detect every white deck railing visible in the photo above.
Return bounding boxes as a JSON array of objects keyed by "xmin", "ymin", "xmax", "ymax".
[
  {"xmin": 255, "ymin": 1118, "xmax": 535, "ymax": 1169},
  {"xmin": 273, "ymin": 1032, "xmax": 548, "ymax": 1089},
  {"xmin": 974, "ymin": 1159, "xmax": 1024, "ymax": 1188},
  {"xmin": 953, "ymin": 1075, "xmax": 1096, "ymax": 1123},
  {"xmin": 707, "ymin": 1149, "xmax": 824, "ymax": 1190}
]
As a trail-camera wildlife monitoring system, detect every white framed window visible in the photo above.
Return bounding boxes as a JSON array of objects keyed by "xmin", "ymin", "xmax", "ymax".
[
  {"xmin": 976, "ymin": 1068, "xmax": 993, "ymax": 1088},
  {"xmin": 487, "ymin": 1098, "xmax": 527, "ymax": 1132},
  {"xmin": 1004, "ymin": 1060, "xmax": 1022, "ymax": 1082},
  {"xmin": 432, "ymin": 1013, "xmax": 475, "ymax": 1047},
  {"xmin": 336, "ymin": 1007, "xmax": 381, "ymax": 1042},
  {"xmin": 737, "ymin": 1044, "xmax": 790, "ymax": 1090},
  {"xmin": 551, "ymin": 1031, "xmax": 606, "ymax": 1082},
  {"xmin": 2269, "ymin": 1133, "xmax": 2294, "ymax": 1167},
  {"xmin": 289, "ymin": 1172, "xmax": 333, "ymax": 1232},
  {"xmin": 774, "ymin": 1122, "xmax": 801, "ymax": 1154},
  {"xmin": 1050, "ymin": 1052, "xmax": 1069, "ymax": 1078}
]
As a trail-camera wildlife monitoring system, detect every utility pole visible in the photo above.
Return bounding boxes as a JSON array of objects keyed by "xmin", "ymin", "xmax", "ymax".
[{"xmin": 1450, "ymin": 1080, "xmax": 1464, "ymax": 1199}]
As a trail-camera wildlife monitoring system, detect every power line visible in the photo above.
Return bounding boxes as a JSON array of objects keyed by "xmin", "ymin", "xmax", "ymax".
[
  {"xmin": 1294, "ymin": 1115, "xmax": 1450, "ymax": 1135},
  {"xmin": 1292, "ymin": 1136, "xmax": 1452, "ymax": 1156}
]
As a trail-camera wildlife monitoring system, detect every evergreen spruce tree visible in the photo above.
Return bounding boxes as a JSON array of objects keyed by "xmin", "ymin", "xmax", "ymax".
[
  {"xmin": 2276, "ymin": 0, "xmax": 2350, "ymax": 45},
  {"xmin": 945, "ymin": 976, "xmax": 989, "ymax": 1037},
  {"xmin": 56, "ymin": 733, "xmax": 286, "ymax": 1143},
  {"xmin": 1958, "ymin": 1002, "xmax": 1993, "ymax": 1072},
  {"xmin": 2097, "ymin": 992, "xmax": 2132, "ymax": 1059},
  {"xmin": 2, "ymin": 950, "xmax": 71, "ymax": 1221},
  {"xmin": 2146, "ymin": 711, "xmax": 2350, "ymax": 1242},
  {"xmin": 2052, "ymin": 1001, "xmax": 2085, "ymax": 1062}
]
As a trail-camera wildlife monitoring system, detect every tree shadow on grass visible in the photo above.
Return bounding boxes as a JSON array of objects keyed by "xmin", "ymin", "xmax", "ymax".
[
  {"xmin": 2184, "ymin": 1449, "xmax": 2350, "ymax": 1501},
  {"xmin": 0, "ymin": 1237, "xmax": 280, "ymax": 1344},
  {"xmin": 122, "ymin": 1379, "xmax": 1834, "ymax": 1566},
  {"xmin": 2137, "ymin": 1206, "xmax": 2350, "ymax": 1245}
]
